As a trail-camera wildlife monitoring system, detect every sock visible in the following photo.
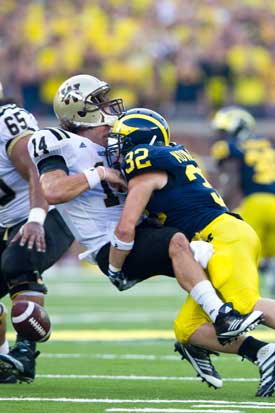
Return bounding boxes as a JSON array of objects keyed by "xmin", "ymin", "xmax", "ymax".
[
  {"xmin": 0, "ymin": 303, "xmax": 8, "ymax": 354},
  {"xmin": 238, "ymin": 336, "xmax": 267, "ymax": 362},
  {"xmin": 0, "ymin": 339, "xmax": 9, "ymax": 354},
  {"xmin": 190, "ymin": 280, "xmax": 224, "ymax": 322},
  {"xmin": 16, "ymin": 334, "xmax": 36, "ymax": 352}
]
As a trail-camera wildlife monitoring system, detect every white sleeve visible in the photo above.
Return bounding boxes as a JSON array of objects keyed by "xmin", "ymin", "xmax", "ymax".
[
  {"xmin": 0, "ymin": 104, "xmax": 39, "ymax": 150},
  {"xmin": 28, "ymin": 128, "xmax": 69, "ymax": 165}
]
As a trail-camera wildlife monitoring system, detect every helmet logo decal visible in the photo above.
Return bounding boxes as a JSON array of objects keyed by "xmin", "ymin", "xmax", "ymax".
[{"xmin": 60, "ymin": 83, "xmax": 81, "ymax": 105}]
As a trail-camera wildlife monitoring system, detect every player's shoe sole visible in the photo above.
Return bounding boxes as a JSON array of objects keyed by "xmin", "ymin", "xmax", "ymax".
[
  {"xmin": 175, "ymin": 342, "xmax": 223, "ymax": 389},
  {"xmin": 0, "ymin": 354, "xmax": 33, "ymax": 383},
  {"xmin": 0, "ymin": 373, "xmax": 17, "ymax": 383}
]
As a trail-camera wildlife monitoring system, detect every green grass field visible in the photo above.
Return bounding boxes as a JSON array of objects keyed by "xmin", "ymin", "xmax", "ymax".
[{"xmin": 1, "ymin": 264, "xmax": 275, "ymax": 413}]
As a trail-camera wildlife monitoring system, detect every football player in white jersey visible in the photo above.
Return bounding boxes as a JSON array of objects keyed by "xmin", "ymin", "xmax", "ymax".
[
  {"xmin": 26, "ymin": 74, "xmax": 262, "ymax": 363},
  {"xmin": 0, "ymin": 84, "xmax": 74, "ymax": 383}
]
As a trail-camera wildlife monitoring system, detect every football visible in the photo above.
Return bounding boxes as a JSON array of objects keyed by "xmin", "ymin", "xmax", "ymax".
[{"xmin": 11, "ymin": 300, "xmax": 51, "ymax": 342}]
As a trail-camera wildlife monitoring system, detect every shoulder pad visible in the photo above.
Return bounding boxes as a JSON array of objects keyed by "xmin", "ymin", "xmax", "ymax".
[
  {"xmin": 0, "ymin": 104, "xmax": 38, "ymax": 143},
  {"xmin": 123, "ymin": 145, "xmax": 154, "ymax": 178},
  {"xmin": 211, "ymin": 140, "xmax": 230, "ymax": 161},
  {"xmin": 28, "ymin": 127, "xmax": 71, "ymax": 161}
]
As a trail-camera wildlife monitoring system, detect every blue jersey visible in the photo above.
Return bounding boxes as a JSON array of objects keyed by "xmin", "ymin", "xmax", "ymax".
[
  {"xmin": 212, "ymin": 137, "xmax": 275, "ymax": 196},
  {"xmin": 122, "ymin": 144, "xmax": 228, "ymax": 240}
]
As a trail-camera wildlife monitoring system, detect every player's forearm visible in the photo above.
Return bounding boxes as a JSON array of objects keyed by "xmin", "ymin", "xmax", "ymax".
[
  {"xmin": 40, "ymin": 173, "xmax": 89, "ymax": 204},
  {"xmin": 40, "ymin": 167, "xmax": 106, "ymax": 204},
  {"xmin": 109, "ymin": 223, "xmax": 136, "ymax": 269},
  {"xmin": 28, "ymin": 168, "xmax": 48, "ymax": 212}
]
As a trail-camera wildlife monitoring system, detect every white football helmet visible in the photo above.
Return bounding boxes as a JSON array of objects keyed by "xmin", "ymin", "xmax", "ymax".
[{"xmin": 53, "ymin": 74, "xmax": 125, "ymax": 129}]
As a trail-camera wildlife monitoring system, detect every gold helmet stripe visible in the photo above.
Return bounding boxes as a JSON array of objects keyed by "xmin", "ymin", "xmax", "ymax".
[{"xmin": 113, "ymin": 113, "xmax": 170, "ymax": 145}]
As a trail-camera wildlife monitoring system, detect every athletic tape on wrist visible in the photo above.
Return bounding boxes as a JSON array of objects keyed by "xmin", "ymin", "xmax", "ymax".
[
  {"xmin": 111, "ymin": 233, "xmax": 134, "ymax": 251},
  {"xmin": 27, "ymin": 208, "xmax": 46, "ymax": 225},
  {"xmin": 83, "ymin": 167, "xmax": 101, "ymax": 189}
]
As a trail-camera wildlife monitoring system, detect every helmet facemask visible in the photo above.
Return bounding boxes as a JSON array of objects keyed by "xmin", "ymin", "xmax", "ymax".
[
  {"xmin": 105, "ymin": 134, "xmax": 120, "ymax": 169},
  {"xmin": 84, "ymin": 88, "xmax": 125, "ymax": 118}
]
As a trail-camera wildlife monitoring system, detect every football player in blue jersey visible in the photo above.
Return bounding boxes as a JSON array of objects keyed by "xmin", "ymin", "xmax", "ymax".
[
  {"xmin": 106, "ymin": 107, "xmax": 275, "ymax": 397},
  {"xmin": 211, "ymin": 106, "xmax": 275, "ymax": 294}
]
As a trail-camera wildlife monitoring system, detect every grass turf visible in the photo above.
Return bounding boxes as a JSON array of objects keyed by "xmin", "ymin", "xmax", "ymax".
[{"xmin": 1, "ymin": 265, "xmax": 275, "ymax": 413}]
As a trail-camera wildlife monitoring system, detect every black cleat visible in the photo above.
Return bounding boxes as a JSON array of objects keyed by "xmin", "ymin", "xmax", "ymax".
[
  {"xmin": 174, "ymin": 341, "xmax": 223, "ymax": 389},
  {"xmin": 0, "ymin": 374, "xmax": 17, "ymax": 383},
  {"xmin": 214, "ymin": 303, "xmax": 263, "ymax": 345},
  {"xmin": 108, "ymin": 273, "xmax": 138, "ymax": 291},
  {"xmin": 0, "ymin": 342, "xmax": 39, "ymax": 383},
  {"xmin": 256, "ymin": 343, "xmax": 275, "ymax": 397}
]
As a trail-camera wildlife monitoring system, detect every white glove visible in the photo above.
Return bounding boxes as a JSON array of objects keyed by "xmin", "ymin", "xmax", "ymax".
[{"xmin": 190, "ymin": 240, "xmax": 214, "ymax": 269}]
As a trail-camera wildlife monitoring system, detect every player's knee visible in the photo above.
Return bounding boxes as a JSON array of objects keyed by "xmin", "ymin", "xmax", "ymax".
[
  {"xmin": 1, "ymin": 246, "xmax": 47, "ymax": 298},
  {"xmin": 169, "ymin": 232, "xmax": 191, "ymax": 259}
]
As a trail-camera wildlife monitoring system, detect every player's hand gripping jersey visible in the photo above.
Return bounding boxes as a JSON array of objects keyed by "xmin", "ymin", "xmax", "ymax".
[
  {"xmin": 0, "ymin": 104, "xmax": 38, "ymax": 227},
  {"xmin": 28, "ymin": 127, "xmax": 125, "ymax": 261},
  {"xmin": 122, "ymin": 143, "xmax": 228, "ymax": 240},
  {"xmin": 212, "ymin": 137, "xmax": 275, "ymax": 195}
]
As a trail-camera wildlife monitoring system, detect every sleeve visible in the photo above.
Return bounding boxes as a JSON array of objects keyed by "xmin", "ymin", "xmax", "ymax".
[
  {"xmin": 211, "ymin": 138, "xmax": 244, "ymax": 165},
  {"xmin": 0, "ymin": 105, "xmax": 39, "ymax": 156},
  {"xmin": 122, "ymin": 145, "xmax": 159, "ymax": 181},
  {"xmin": 28, "ymin": 128, "xmax": 70, "ymax": 174},
  {"xmin": 211, "ymin": 140, "xmax": 231, "ymax": 164}
]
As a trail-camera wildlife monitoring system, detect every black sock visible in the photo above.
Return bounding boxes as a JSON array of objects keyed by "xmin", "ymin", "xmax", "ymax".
[
  {"xmin": 16, "ymin": 334, "xmax": 36, "ymax": 352},
  {"xmin": 238, "ymin": 336, "xmax": 267, "ymax": 362}
]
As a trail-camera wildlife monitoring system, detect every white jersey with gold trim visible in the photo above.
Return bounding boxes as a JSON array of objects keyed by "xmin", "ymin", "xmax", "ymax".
[
  {"xmin": 0, "ymin": 104, "xmax": 38, "ymax": 227},
  {"xmin": 28, "ymin": 127, "xmax": 126, "ymax": 262}
]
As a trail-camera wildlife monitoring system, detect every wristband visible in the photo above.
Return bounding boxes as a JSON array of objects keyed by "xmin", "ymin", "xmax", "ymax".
[
  {"xmin": 83, "ymin": 167, "xmax": 101, "ymax": 189},
  {"xmin": 109, "ymin": 264, "xmax": 122, "ymax": 273},
  {"xmin": 111, "ymin": 233, "xmax": 134, "ymax": 251},
  {"xmin": 27, "ymin": 208, "xmax": 46, "ymax": 225}
]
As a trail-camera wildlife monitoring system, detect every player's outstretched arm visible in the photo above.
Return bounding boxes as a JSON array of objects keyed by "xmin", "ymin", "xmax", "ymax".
[
  {"xmin": 109, "ymin": 171, "xmax": 167, "ymax": 270},
  {"xmin": 40, "ymin": 166, "xmax": 126, "ymax": 204},
  {"xmin": 10, "ymin": 136, "xmax": 48, "ymax": 252}
]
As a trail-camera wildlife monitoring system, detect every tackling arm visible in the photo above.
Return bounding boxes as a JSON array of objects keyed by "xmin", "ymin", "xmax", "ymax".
[{"xmin": 109, "ymin": 171, "xmax": 168, "ymax": 270}]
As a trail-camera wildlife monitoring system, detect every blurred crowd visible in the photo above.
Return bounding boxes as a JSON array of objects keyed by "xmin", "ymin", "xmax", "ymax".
[{"xmin": 2, "ymin": 0, "xmax": 275, "ymax": 118}]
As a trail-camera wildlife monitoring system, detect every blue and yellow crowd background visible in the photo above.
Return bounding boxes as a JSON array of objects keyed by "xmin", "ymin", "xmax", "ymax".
[{"xmin": 2, "ymin": 0, "xmax": 275, "ymax": 119}]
